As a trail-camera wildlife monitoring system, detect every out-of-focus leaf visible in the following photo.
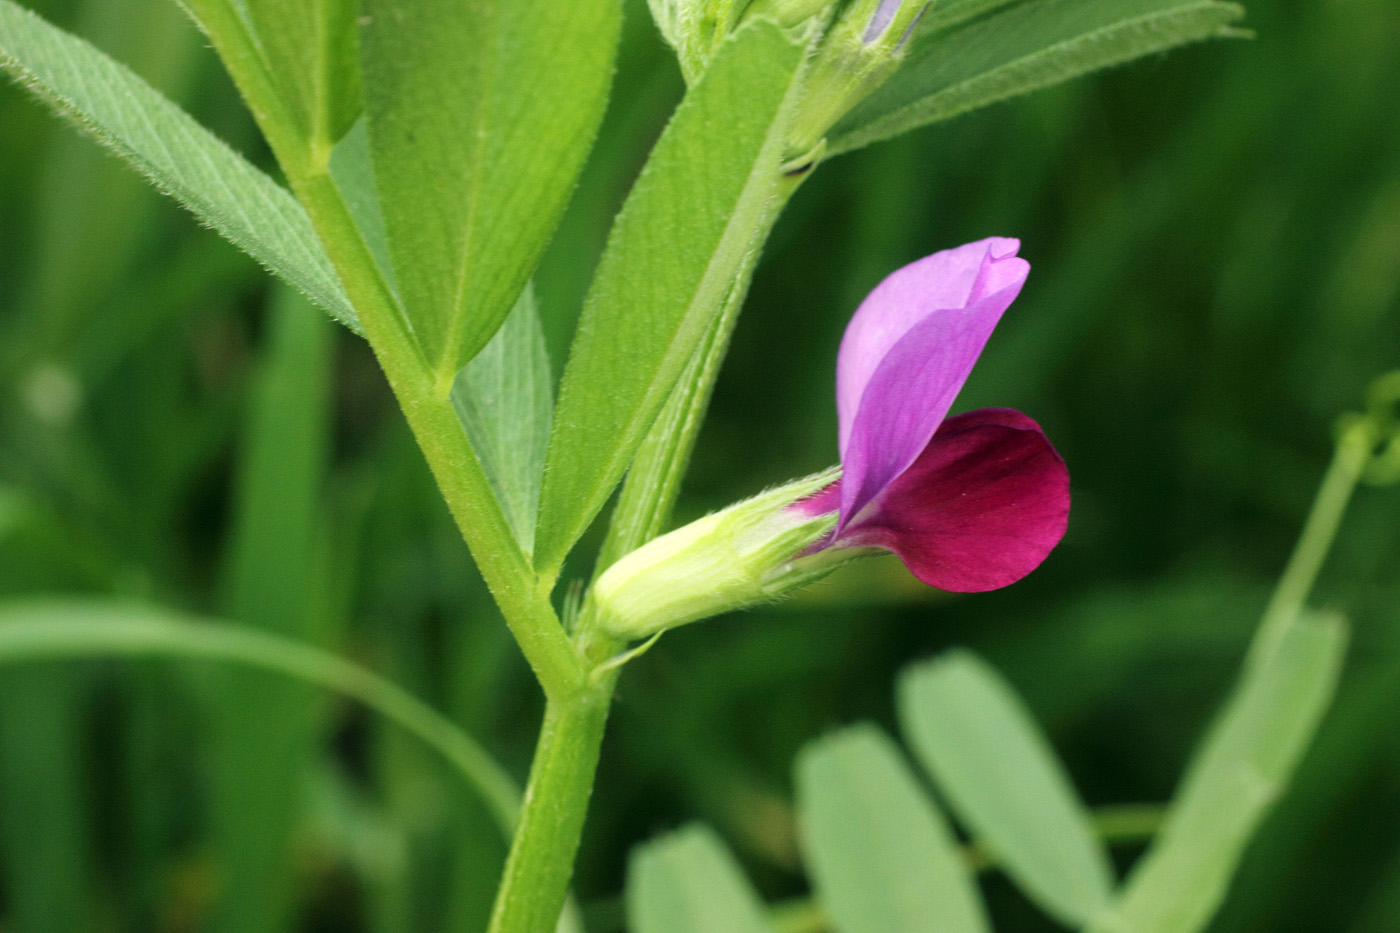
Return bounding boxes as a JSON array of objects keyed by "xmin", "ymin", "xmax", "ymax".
[
  {"xmin": 361, "ymin": 0, "xmax": 618, "ymax": 383},
  {"xmin": 797, "ymin": 724, "xmax": 990, "ymax": 933},
  {"xmin": 534, "ymin": 17, "xmax": 808, "ymax": 575},
  {"xmin": 452, "ymin": 283, "xmax": 552, "ymax": 555},
  {"xmin": 1097, "ymin": 610, "xmax": 1346, "ymax": 933},
  {"xmin": 0, "ymin": 0, "xmax": 360, "ymax": 331},
  {"xmin": 828, "ymin": 0, "xmax": 1246, "ymax": 155},
  {"xmin": 898, "ymin": 650, "xmax": 1116, "ymax": 927},
  {"xmin": 18, "ymin": 0, "xmax": 198, "ymax": 364},
  {"xmin": 209, "ymin": 287, "xmax": 333, "ymax": 933},
  {"xmin": 0, "ymin": 668, "xmax": 94, "ymax": 932},
  {"xmin": 628, "ymin": 824, "xmax": 775, "ymax": 933}
]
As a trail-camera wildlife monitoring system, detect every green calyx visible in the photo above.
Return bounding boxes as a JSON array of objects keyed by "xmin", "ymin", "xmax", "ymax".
[
  {"xmin": 590, "ymin": 468, "xmax": 844, "ymax": 640},
  {"xmin": 786, "ymin": 0, "xmax": 929, "ymax": 155},
  {"xmin": 652, "ymin": 0, "xmax": 929, "ymax": 158}
]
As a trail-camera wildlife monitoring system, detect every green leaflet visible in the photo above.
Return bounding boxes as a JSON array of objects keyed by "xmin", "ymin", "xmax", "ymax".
[
  {"xmin": 241, "ymin": 0, "xmax": 362, "ymax": 146},
  {"xmin": 1098, "ymin": 610, "xmax": 1347, "ymax": 933},
  {"xmin": 186, "ymin": 0, "xmax": 362, "ymax": 149},
  {"xmin": 534, "ymin": 17, "xmax": 808, "ymax": 576},
  {"xmin": 898, "ymin": 650, "xmax": 1117, "ymax": 927},
  {"xmin": 828, "ymin": 0, "xmax": 1247, "ymax": 155},
  {"xmin": 452, "ymin": 284, "xmax": 553, "ymax": 556},
  {"xmin": 361, "ymin": 0, "xmax": 618, "ymax": 385},
  {"xmin": 0, "ymin": 0, "xmax": 360, "ymax": 331},
  {"xmin": 797, "ymin": 725, "xmax": 990, "ymax": 933},
  {"xmin": 628, "ymin": 825, "xmax": 775, "ymax": 933}
]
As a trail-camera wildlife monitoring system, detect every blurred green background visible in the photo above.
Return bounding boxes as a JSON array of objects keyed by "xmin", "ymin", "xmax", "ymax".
[{"xmin": 1, "ymin": 0, "xmax": 1398, "ymax": 930}]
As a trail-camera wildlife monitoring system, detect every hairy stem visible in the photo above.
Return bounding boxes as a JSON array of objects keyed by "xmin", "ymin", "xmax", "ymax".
[
  {"xmin": 486, "ymin": 676, "xmax": 616, "ymax": 933},
  {"xmin": 289, "ymin": 170, "xmax": 585, "ymax": 700}
]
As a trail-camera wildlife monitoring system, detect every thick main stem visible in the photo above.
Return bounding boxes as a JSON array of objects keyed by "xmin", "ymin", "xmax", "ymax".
[{"xmin": 486, "ymin": 673, "xmax": 616, "ymax": 933}]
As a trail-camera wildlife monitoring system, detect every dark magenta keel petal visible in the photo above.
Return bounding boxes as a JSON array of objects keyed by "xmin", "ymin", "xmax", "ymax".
[{"xmin": 838, "ymin": 408, "xmax": 1069, "ymax": 592}]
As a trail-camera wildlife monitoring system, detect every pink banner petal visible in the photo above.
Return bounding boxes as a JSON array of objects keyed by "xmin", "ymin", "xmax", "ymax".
[
  {"xmin": 837, "ymin": 270, "xmax": 1029, "ymax": 524},
  {"xmin": 836, "ymin": 237, "xmax": 1027, "ymax": 458}
]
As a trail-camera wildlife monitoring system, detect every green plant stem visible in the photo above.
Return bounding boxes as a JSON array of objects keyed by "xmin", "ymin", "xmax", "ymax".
[
  {"xmin": 0, "ymin": 602, "xmax": 520, "ymax": 834},
  {"xmin": 485, "ymin": 673, "xmax": 616, "ymax": 933},
  {"xmin": 293, "ymin": 162, "xmax": 610, "ymax": 933},
  {"xmin": 1249, "ymin": 417, "xmax": 1373, "ymax": 670},
  {"xmin": 291, "ymin": 170, "xmax": 585, "ymax": 701}
]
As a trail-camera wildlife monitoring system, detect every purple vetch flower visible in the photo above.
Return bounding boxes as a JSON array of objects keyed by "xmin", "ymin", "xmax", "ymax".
[
  {"xmin": 792, "ymin": 237, "xmax": 1070, "ymax": 592},
  {"xmin": 591, "ymin": 238, "xmax": 1068, "ymax": 640}
]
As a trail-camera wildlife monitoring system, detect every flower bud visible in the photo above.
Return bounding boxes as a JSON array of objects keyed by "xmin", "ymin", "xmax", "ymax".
[
  {"xmin": 591, "ymin": 468, "xmax": 851, "ymax": 641},
  {"xmin": 786, "ymin": 0, "xmax": 928, "ymax": 155}
]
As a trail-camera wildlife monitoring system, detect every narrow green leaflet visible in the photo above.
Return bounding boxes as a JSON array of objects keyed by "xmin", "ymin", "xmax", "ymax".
[
  {"xmin": 242, "ymin": 0, "xmax": 362, "ymax": 146},
  {"xmin": 828, "ymin": 0, "xmax": 1247, "ymax": 155},
  {"xmin": 185, "ymin": 0, "xmax": 361, "ymax": 149},
  {"xmin": 534, "ymin": 18, "xmax": 808, "ymax": 575},
  {"xmin": 0, "ymin": 0, "xmax": 360, "ymax": 331},
  {"xmin": 628, "ymin": 825, "xmax": 775, "ymax": 933},
  {"xmin": 361, "ymin": 0, "xmax": 618, "ymax": 384},
  {"xmin": 452, "ymin": 284, "xmax": 553, "ymax": 555},
  {"xmin": 1097, "ymin": 611, "xmax": 1346, "ymax": 933},
  {"xmin": 797, "ymin": 724, "xmax": 990, "ymax": 933},
  {"xmin": 898, "ymin": 650, "xmax": 1116, "ymax": 927}
]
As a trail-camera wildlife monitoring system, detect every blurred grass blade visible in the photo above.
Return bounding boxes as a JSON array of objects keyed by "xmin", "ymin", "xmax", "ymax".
[
  {"xmin": 0, "ymin": 668, "xmax": 94, "ymax": 932},
  {"xmin": 1098, "ymin": 610, "xmax": 1347, "ymax": 933},
  {"xmin": 452, "ymin": 283, "xmax": 553, "ymax": 555},
  {"xmin": 0, "ymin": 600, "xmax": 521, "ymax": 837},
  {"xmin": 0, "ymin": 0, "xmax": 360, "ymax": 331},
  {"xmin": 898, "ymin": 650, "xmax": 1116, "ymax": 927},
  {"xmin": 209, "ymin": 288, "xmax": 333, "ymax": 933},
  {"xmin": 796, "ymin": 724, "xmax": 990, "ymax": 933},
  {"xmin": 828, "ymin": 0, "xmax": 1247, "ymax": 155},
  {"xmin": 534, "ymin": 17, "xmax": 808, "ymax": 575},
  {"xmin": 627, "ymin": 824, "xmax": 775, "ymax": 933},
  {"xmin": 361, "ymin": 0, "xmax": 618, "ymax": 384}
]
